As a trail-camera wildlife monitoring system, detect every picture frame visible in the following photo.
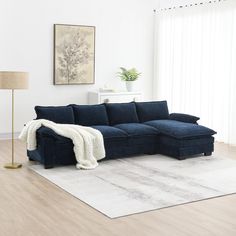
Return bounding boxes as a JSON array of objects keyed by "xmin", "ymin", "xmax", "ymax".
[{"xmin": 53, "ymin": 24, "xmax": 95, "ymax": 85}]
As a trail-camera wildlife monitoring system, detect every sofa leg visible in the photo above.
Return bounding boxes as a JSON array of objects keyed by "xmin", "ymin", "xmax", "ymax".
[
  {"xmin": 28, "ymin": 157, "xmax": 35, "ymax": 161},
  {"xmin": 177, "ymin": 156, "xmax": 186, "ymax": 160},
  {"xmin": 44, "ymin": 164, "xmax": 54, "ymax": 169},
  {"xmin": 144, "ymin": 152, "xmax": 155, "ymax": 155},
  {"xmin": 204, "ymin": 152, "xmax": 212, "ymax": 156}
]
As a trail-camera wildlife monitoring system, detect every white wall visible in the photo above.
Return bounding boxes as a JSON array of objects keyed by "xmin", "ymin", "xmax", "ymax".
[{"xmin": 0, "ymin": 0, "xmax": 156, "ymax": 134}]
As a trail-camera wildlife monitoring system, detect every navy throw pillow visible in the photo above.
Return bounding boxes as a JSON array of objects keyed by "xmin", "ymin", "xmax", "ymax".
[
  {"xmin": 35, "ymin": 106, "xmax": 75, "ymax": 124},
  {"xmin": 105, "ymin": 102, "xmax": 139, "ymax": 125},
  {"xmin": 135, "ymin": 101, "xmax": 169, "ymax": 122},
  {"xmin": 71, "ymin": 104, "xmax": 109, "ymax": 126},
  {"xmin": 169, "ymin": 113, "xmax": 200, "ymax": 124}
]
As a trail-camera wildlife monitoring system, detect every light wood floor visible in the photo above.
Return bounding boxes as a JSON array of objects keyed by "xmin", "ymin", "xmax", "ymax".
[{"xmin": 0, "ymin": 140, "xmax": 236, "ymax": 236}]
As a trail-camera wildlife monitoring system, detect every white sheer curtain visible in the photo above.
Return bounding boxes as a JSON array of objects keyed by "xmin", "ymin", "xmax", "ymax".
[{"xmin": 153, "ymin": 0, "xmax": 236, "ymax": 145}]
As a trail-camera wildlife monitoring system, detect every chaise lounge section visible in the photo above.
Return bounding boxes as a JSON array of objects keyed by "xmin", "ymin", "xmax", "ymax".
[{"xmin": 28, "ymin": 101, "xmax": 216, "ymax": 168}]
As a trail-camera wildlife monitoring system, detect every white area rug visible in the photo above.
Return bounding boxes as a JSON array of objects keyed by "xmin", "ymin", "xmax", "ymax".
[{"xmin": 30, "ymin": 155, "xmax": 236, "ymax": 218}]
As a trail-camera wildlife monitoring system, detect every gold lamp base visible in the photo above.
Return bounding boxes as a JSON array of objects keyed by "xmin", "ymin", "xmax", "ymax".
[{"xmin": 4, "ymin": 163, "xmax": 22, "ymax": 169}]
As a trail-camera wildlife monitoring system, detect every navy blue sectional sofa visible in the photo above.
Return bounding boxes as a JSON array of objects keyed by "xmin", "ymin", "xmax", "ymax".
[{"xmin": 28, "ymin": 101, "xmax": 216, "ymax": 169}]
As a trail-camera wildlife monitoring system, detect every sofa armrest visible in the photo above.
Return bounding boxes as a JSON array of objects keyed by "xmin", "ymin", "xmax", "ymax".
[
  {"xmin": 169, "ymin": 113, "xmax": 200, "ymax": 124},
  {"xmin": 35, "ymin": 127, "xmax": 59, "ymax": 169},
  {"xmin": 36, "ymin": 126, "xmax": 61, "ymax": 140}
]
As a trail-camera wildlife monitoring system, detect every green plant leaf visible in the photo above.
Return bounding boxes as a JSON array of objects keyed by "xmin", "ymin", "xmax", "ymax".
[{"xmin": 117, "ymin": 67, "xmax": 141, "ymax": 81}]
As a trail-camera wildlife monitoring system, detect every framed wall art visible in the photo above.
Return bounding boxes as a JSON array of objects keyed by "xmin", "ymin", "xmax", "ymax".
[{"xmin": 53, "ymin": 24, "xmax": 95, "ymax": 85}]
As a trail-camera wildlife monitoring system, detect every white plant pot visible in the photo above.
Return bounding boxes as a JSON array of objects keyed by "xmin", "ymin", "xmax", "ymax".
[{"xmin": 126, "ymin": 81, "xmax": 134, "ymax": 92}]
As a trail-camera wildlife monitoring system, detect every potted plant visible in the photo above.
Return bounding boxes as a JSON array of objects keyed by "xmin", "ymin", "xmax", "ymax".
[{"xmin": 118, "ymin": 67, "xmax": 141, "ymax": 92}]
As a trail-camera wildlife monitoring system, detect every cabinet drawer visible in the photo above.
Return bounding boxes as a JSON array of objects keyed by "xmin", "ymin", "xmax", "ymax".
[
  {"xmin": 88, "ymin": 91, "xmax": 142, "ymax": 104},
  {"xmin": 100, "ymin": 95, "xmax": 141, "ymax": 103}
]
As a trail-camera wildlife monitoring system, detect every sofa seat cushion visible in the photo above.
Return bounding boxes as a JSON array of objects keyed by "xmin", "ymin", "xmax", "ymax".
[
  {"xmin": 71, "ymin": 104, "xmax": 109, "ymax": 126},
  {"xmin": 114, "ymin": 123, "xmax": 160, "ymax": 137},
  {"xmin": 105, "ymin": 102, "xmax": 139, "ymax": 125},
  {"xmin": 144, "ymin": 120, "xmax": 216, "ymax": 139},
  {"xmin": 92, "ymin": 125, "xmax": 128, "ymax": 139},
  {"xmin": 135, "ymin": 101, "xmax": 169, "ymax": 122},
  {"xmin": 35, "ymin": 106, "xmax": 75, "ymax": 124}
]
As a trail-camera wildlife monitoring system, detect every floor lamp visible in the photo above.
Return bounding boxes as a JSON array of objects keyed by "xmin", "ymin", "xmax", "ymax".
[{"xmin": 0, "ymin": 71, "xmax": 29, "ymax": 169}]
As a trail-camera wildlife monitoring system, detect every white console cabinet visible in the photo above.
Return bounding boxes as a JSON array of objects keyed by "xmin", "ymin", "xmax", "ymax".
[{"xmin": 88, "ymin": 91, "xmax": 142, "ymax": 104}]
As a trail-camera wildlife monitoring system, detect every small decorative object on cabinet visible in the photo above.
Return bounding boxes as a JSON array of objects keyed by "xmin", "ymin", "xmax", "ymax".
[
  {"xmin": 117, "ymin": 67, "xmax": 141, "ymax": 92},
  {"xmin": 88, "ymin": 91, "xmax": 142, "ymax": 104}
]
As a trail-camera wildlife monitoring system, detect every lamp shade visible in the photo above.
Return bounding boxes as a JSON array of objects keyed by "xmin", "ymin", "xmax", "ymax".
[{"xmin": 0, "ymin": 71, "xmax": 29, "ymax": 89}]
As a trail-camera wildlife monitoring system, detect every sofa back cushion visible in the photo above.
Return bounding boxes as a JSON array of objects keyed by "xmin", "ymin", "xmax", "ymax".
[
  {"xmin": 135, "ymin": 101, "xmax": 169, "ymax": 122},
  {"xmin": 105, "ymin": 102, "xmax": 139, "ymax": 125},
  {"xmin": 71, "ymin": 104, "xmax": 109, "ymax": 126},
  {"xmin": 35, "ymin": 106, "xmax": 75, "ymax": 124}
]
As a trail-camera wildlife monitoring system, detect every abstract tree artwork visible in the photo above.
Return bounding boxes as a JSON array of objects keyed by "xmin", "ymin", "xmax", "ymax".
[{"xmin": 54, "ymin": 24, "xmax": 95, "ymax": 85}]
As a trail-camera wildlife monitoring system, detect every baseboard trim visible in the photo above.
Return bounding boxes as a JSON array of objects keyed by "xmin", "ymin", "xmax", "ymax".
[{"xmin": 0, "ymin": 132, "xmax": 21, "ymax": 140}]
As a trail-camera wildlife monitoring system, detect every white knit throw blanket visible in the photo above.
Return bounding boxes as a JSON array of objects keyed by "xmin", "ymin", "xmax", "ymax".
[{"xmin": 19, "ymin": 119, "xmax": 105, "ymax": 169}]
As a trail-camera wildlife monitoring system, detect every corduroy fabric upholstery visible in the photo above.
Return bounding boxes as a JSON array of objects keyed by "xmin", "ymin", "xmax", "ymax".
[
  {"xmin": 71, "ymin": 104, "xmax": 109, "ymax": 126},
  {"xmin": 144, "ymin": 120, "xmax": 216, "ymax": 139},
  {"xmin": 135, "ymin": 101, "xmax": 169, "ymax": 122},
  {"xmin": 105, "ymin": 102, "xmax": 139, "ymax": 125},
  {"xmin": 114, "ymin": 123, "xmax": 160, "ymax": 136},
  {"xmin": 28, "ymin": 101, "xmax": 217, "ymax": 169},
  {"xmin": 91, "ymin": 125, "xmax": 128, "ymax": 139},
  {"xmin": 35, "ymin": 106, "xmax": 75, "ymax": 124},
  {"xmin": 169, "ymin": 113, "xmax": 200, "ymax": 124}
]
